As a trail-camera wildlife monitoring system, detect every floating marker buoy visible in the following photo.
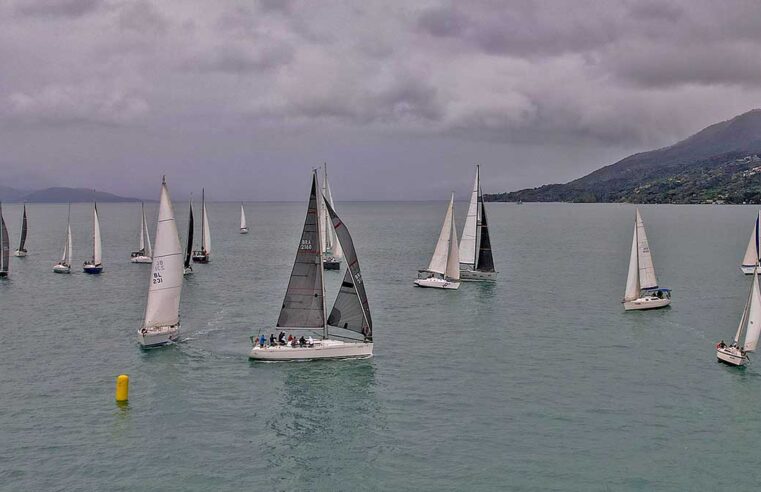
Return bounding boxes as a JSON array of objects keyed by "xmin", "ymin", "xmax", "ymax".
[{"xmin": 115, "ymin": 374, "xmax": 129, "ymax": 403}]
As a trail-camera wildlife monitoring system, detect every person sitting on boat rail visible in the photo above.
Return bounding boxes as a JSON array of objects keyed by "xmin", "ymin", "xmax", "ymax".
[
  {"xmin": 278, "ymin": 332, "xmax": 286, "ymax": 345},
  {"xmin": 270, "ymin": 333, "xmax": 276, "ymax": 346},
  {"xmin": 299, "ymin": 336, "xmax": 306, "ymax": 347},
  {"xmin": 259, "ymin": 334, "xmax": 266, "ymax": 347},
  {"xmin": 718, "ymin": 340, "xmax": 726, "ymax": 349},
  {"xmin": 307, "ymin": 336, "xmax": 314, "ymax": 347}
]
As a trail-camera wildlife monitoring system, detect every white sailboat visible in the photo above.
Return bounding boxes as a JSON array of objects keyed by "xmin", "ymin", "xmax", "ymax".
[
  {"xmin": 459, "ymin": 165, "xmax": 497, "ymax": 281},
  {"xmin": 622, "ymin": 209, "xmax": 670, "ymax": 310},
  {"xmin": 137, "ymin": 176, "xmax": 184, "ymax": 348},
  {"xmin": 240, "ymin": 203, "xmax": 248, "ymax": 234},
  {"xmin": 249, "ymin": 170, "xmax": 373, "ymax": 361},
  {"xmin": 320, "ymin": 164, "xmax": 343, "ymax": 270},
  {"xmin": 53, "ymin": 204, "xmax": 73, "ymax": 274},
  {"xmin": 415, "ymin": 193, "xmax": 461, "ymax": 289},
  {"xmin": 0, "ymin": 203, "xmax": 9, "ymax": 278},
  {"xmin": 716, "ymin": 266, "xmax": 761, "ymax": 366},
  {"xmin": 130, "ymin": 202, "xmax": 153, "ymax": 263},
  {"xmin": 14, "ymin": 204, "xmax": 28, "ymax": 257},
  {"xmin": 740, "ymin": 211, "xmax": 761, "ymax": 274},
  {"xmin": 83, "ymin": 202, "xmax": 103, "ymax": 274},
  {"xmin": 191, "ymin": 188, "xmax": 211, "ymax": 263},
  {"xmin": 183, "ymin": 201, "xmax": 194, "ymax": 276}
]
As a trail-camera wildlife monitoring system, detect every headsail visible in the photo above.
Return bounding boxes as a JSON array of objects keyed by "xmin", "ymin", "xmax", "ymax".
[
  {"xmin": 446, "ymin": 195, "xmax": 460, "ymax": 281},
  {"xmin": 0, "ymin": 204, "xmax": 9, "ymax": 274},
  {"xmin": 184, "ymin": 202, "xmax": 194, "ymax": 270},
  {"xmin": 143, "ymin": 177, "xmax": 183, "ymax": 329},
  {"xmin": 476, "ymin": 199, "xmax": 495, "ymax": 272},
  {"xmin": 18, "ymin": 204, "xmax": 27, "ymax": 252},
  {"xmin": 427, "ymin": 194, "xmax": 455, "ymax": 275},
  {"xmin": 459, "ymin": 166, "xmax": 480, "ymax": 267},
  {"xmin": 93, "ymin": 203, "xmax": 102, "ymax": 265},
  {"xmin": 635, "ymin": 209, "xmax": 657, "ymax": 290},
  {"xmin": 742, "ymin": 211, "xmax": 761, "ymax": 267},
  {"xmin": 324, "ymin": 199, "xmax": 372, "ymax": 339},
  {"xmin": 623, "ymin": 222, "xmax": 639, "ymax": 301},
  {"xmin": 276, "ymin": 172, "xmax": 326, "ymax": 329}
]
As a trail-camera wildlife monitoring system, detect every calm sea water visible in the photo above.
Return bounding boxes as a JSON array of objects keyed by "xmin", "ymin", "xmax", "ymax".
[{"xmin": 1, "ymin": 200, "xmax": 761, "ymax": 491}]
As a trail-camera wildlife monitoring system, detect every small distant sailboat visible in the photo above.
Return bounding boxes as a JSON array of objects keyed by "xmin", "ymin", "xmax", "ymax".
[
  {"xmin": 459, "ymin": 165, "xmax": 497, "ymax": 281},
  {"xmin": 14, "ymin": 204, "xmax": 28, "ymax": 257},
  {"xmin": 249, "ymin": 170, "xmax": 373, "ymax": 361},
  {"xmin": 53, "ymin": 204, "xmax": 73, "ymax": 274},
  {"xmin": 415, "ymin": 193, "xmax": 460, "ymax": 289},
  {"xmin": 239, "ymin": 203, "xmax": 248, "ymax": 234},
  {"xmin": 716, "ymin": 266, "xmax": 761, "ymax": 366},
  {"xmin": 622, "ymin": 209, "xmax": 670, "ymax": 310},
  {"xmin": 740, "ymin": 211, "xmax": 761, "ymax": 274},
  {"xmin": 130, "ymin": 202, "xmax": 153, "ymax": 263},
  {"xmin": 137, "ymin": 177, "xmax": 184, "ymax": 348},
  {"xmin": 83, "ymin": 202, "xmax": 103, "ymax": 274},
  {"xmin": 191, "ymin": 188, "xmax": 211, "ymax": 263},
  {"xmin": 320, "ymin": 164, "xmax": 343, "ymax": 270},
  {"xmin": 183, "ymin": 201, "xmax": 194, "ymax": 276},
  {"xmin": 0, "ymin": 203, "xmax": 9, "ymax": 278}
]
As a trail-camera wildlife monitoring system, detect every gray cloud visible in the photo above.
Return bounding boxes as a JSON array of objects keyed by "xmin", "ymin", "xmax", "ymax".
[{"xmin": 14, "ymin": 0, "xmax": 101, "ymax": 18}]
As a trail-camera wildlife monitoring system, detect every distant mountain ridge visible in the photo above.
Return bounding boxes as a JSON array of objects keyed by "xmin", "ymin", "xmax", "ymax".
[
  {"xmin": 486, "ymin": 109, "xmax": 761, "ymax": 204},
  {"xmin": 0, "ymin": 186, "xmax": 142, "ymax": 203}
]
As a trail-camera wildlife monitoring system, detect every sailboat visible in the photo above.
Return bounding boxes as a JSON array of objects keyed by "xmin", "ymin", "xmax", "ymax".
[
  {"xmin": 130, "ymin": 202, "xmax": 153, "ymax": 263},
  {"xmin": 14, "ymin": 204, "xmax": 28, "ymax": 257},
  {"xmin": 740, "ymin": 211, "xmax": 761, "ymax": 274},
  {"xmin": 53, "ymin": 204, "xmax": 73, "ymax": 274},
  {"xmin": 183, "ymin": 201, "xmax": 194, "ymax": 276},
  {"xmin": 622, "ymin": 209, "xmax": 671, "ymax": 310},
  {"xmin": 239, "ymin": 203, "xmax": 248, "ymax": 234},
  {"xmin": 83, "ymin": 202, "xmax": 103, "ymax": 274},
  {"xmin": 191, "ymin": 188, "xmax": 211, "ymax": 263},
  {"xmin": 249, "ymin": 170, "xmax": 373, "ymax": 361},
  {"xmin": 0, "ymin": 203, "xmax": 9, "ymax": 278},
  {"xmin": 716, "ymin": 265, "xmax": 761, "ymax": 366},
  {"xmin": 320, "ymin": 164, "xmax": 343, "ymax": 270},
  {"xmin": 137, "ymin": 176, "xmax": 184, "ymax": 348},
  {"xmin": 459, "ymin": 165, "xmax": 497, "ymax": 281},
  {"xmin": 415, "ymin": 193, "xmax": 460, "ymax": 289}
]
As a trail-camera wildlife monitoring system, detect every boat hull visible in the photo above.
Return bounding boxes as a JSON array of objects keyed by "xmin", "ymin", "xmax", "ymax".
[
  {"xmin": 459, "ymin": 269, "xmax": 498, "ymax": 281},
  {"xmin": 183, "ymin": 267, "xmax": 193, "ymax": 276},
  {"xmin": 192, "ymin": 253, "xmax": 210, "ymax": 263},
  {"xmin": 249, "ymin": 339, "xmax": 372, "ymax": 361},
  {"xmin": 130, "ymin": 255, "xmax": 152, "ymax": 264},
  {"xmin": 14, "ymin": 249, "xmax": 27, "ymax": 257},
  {"xmin": 717, "ymin": 347, "xmax": 747, "ymax": 366},
  {"xmin": 741, "ymin": 266, "xmax": 757, "ymax": 275},
  {"xmin": 138, "ymin": 325, "xmax": 179, "ymax": 348},
  {"xmin": 52, "ymin": 263, "xmax": 71, "ymax": 274},
  {"xmin": 240, "ymin": 228, "xmax": 248, "ymax": 234},
  {"xmin": 623, "ymin": 296, "xmax": 671, "ymax": 311},
  {"xmin": 323, "ymin": 259, "xmax": 341, "ymax": 270},
  {"xmin": 414, "ymin": 277, "xmax": 460, "ymax": 289},
  {"xmin": 0, "ymin": 272, "xmax": 7, "ymax": 278},
  {"xmin": 83, "ymin": 263, "xmax": 103, "ymax": 274}
]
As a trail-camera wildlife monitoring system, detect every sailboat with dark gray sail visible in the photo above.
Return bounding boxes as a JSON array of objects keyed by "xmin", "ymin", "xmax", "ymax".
[
  {"xmin": 459, "ymin": 166, "xmax": 497, "ymax": 281},
  {"xmin": 183, "ymin": 201, "xmax": 194, "ymax": 276},
  {"xmin": 14, "ymin": 204, "xmax": 28, "ymax": 257},
  {"xmin": 249, "ymin": 170, "xmax": 373, "ymax": 361},
  {"xmin": 0, "ymin": 203, "xmax": 9, "ymax": 278}
]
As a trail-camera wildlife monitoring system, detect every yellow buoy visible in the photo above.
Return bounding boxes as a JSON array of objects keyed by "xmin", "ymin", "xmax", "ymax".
[{"xmin": 115, "ymin": 374, "xmax": 129, "ymax": 403}]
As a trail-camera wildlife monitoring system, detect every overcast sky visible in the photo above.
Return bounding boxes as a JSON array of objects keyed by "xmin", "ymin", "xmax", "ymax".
[{"xmin": 1, "ymin": 0, "xmax": 761, "ymax": 200}]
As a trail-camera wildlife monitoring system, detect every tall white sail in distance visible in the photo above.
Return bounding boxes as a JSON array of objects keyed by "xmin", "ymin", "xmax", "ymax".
[
  {"xmin": 744, "ymin": 269, "xmax": 761, "ymax": 352},
  {"xmin": 143, "ymin": 177, "xmax": 184, "ymax": 329},
  {"xmin": 635, "ymin": 209, "xmax": 658, "ymax": 289},
  {"xmin": 0, "ymin": 204, "xmax": 8, "ymax": 274},
  {"xmin": 143, "ymin": 203, "xmax": 152, "ymax": 258},
  {"xmin": 459, "ymin": 166, "xmax": 480, "ymax": 267},
  {"xmin": 320, "ymin": 164, "xmax": 343, "ymax": 259},
  {"xmin": 427, "ymin": 194, "xmax": 456, "ymax": 277},
  {"xmin": 92, "ymin": 203, "xmax": 102, "ymax": 265},
  {"xmin": 446, "ymin": 195, "xmax": 460, "ymax": 281},
  {"xmin": 240, "ymin": 203, "xmax": 247, "ymax": 230},
  {"xmin": 61, "ymin": 204, "xmax": 72, "ymax": 264},
  {"xmin": 741, "ymin": 211, "xmax": 761, "ymax": 267},
  {"xmin": 201, "ymin": 193, "xmax": 211, "ymax": 254},
  {"xmin": 624, "ymin": 222, "xmax": 640, "ymax": 301}
]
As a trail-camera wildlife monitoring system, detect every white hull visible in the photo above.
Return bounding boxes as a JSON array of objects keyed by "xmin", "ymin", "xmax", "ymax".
[
  {"xmin": 138, "ymin": 325, "xmax": 179, "ymax": 348},
  {"xmin": 240, "ymin": 228, "xmax": 249, "ymax": 234},
  {"xmin": 414, "ymin": 277, "xmax": 460, "ymax": 289},
  {"xmin": 52, "ymin": 263, "xmax": 71, "ymax": 274},
  {"xmin": 14, "ymin": 250, "xmax": 27, "ymax": 257},
  {"xmin": 459, "ymin": 268, "xmax": 497, "ymax": 281},
  {"xmin": 249, "ymin": 339, "xmax": 372, "ymax": 361},
  {"xmin": 130, "ymin": 255, "xmax": 152, "ymax": 264},
  {"xmin": 183, "ymin": 267, "xmax": 193, "ymax": 276},
  {"xmin": 741, "ymin": 266, "xmax": 757, "ymax": 275},
  {"xmin": 717, "ymin": 347, "xmax": 747, "ymax": 366},
  {"xmin": 623, "ymin": 296, "xmax": 671, "ymax": 311}
]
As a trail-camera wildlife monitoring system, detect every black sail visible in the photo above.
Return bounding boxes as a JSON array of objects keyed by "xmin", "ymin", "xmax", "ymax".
[
  {"xmin": 0, "ymin": 204, "xmax": 9, "ymax": 273},
  {"xmin": 277, "ymin": 173, "xmax": 325, "ymax": 329},
  {"xmin": 476, "ymin": 200, "xmax": 495, "ymax": 272},
  {"xmin": 18, "ymin": 204, "xmax": 27, "ymax": 252},
  {"xmin": 184, "ymin": 203, "xmax": 194, "ymax": 269},
  {"xmin": 324, "ymin": 199, "xmax": 372, "ymax": 340}
]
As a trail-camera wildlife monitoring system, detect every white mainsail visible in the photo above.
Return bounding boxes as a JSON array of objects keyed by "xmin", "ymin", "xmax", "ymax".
[
  {"xmin": 624, "ymin": 222, "xmax": 639, "ymax": 301},
  {"xmin": 446, "ymin": 199, "xmax": 460, "ymax": 281},
  {"xmin": 138, "ymin": 204, "xmax": 146, "ymax": 252},
  {"xmin": 64, "ymin": 222, "xmax": 72, "ymax": 265},
  {"xmin": 320, "ymin": 165, "xmax": 343, "ymax": 259},
  {"xmin": 427, "ymin": 194, "xmax": 456, "ymax": 276},
  {"xmin": 742, "ymin": 211, "xmax": 761, "ymax": 267},
  {"xmin": 143, "ymin": 203, "xmax": 152, "ymax": 258},
  {"xmin": 459, "ymin": 166, "xmax": 480, "ymax": 267},
  {"xmin": 635, "ymin": 209, "xmax": 658, "ymax": 290},
  {"xmin": 240, "ymin": 203, "xmax": 247, "ymax": 230},
  {"xmin": 743, "ymin": 269, "xmax": 761, "ymax": 352},
  {"xmin": 143, "ymin": 178, "xmax": 183, "ymax": 330},
  {"xmin": 202, "ymin": 195, "xmax": 211, "ymax": 254},
  {"xmin": 93, "ymin": 204, "xmax": 102, "ymax": 265}
]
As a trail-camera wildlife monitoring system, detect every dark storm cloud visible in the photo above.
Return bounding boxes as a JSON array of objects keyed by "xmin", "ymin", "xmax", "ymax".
[{"xmin": 2, "ymin": 0, "xmax": 761, "ymax": 200}]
